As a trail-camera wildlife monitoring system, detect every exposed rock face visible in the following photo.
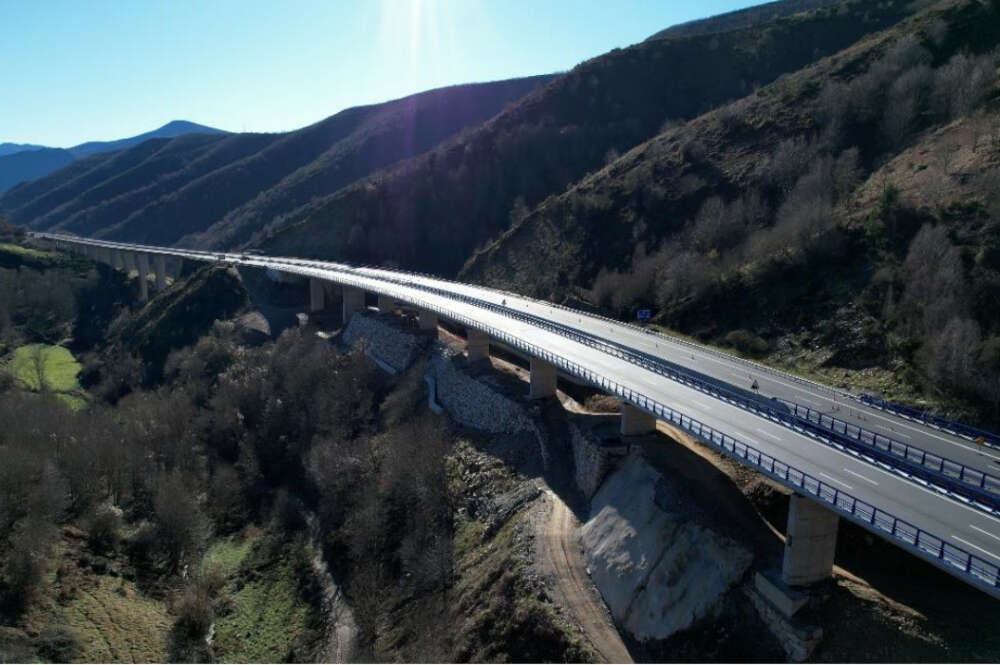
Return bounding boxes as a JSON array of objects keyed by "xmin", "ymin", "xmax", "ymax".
[
  {"xmin": 580, "ymin": 454, "xmax": 752, "ymax": 641},
  {"xmin": 342, "ymin": 313, "xmax": 421, "ymax": 374}
]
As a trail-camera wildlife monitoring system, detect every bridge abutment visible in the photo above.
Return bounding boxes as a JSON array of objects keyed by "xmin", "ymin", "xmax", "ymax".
[
  {"xmin": 620, "ymin": 403, "xmax": 656, "ymax": 436},
  {"xmin": 466, "ymin": 328, "xmax": 490, "ymax": 362},
  {"xmin": 528, "ymin": 358, "xmax": 557, "ymax": 399},
  {"xmin": 782, "ymin": 494, "xmax": 839, "ymax": 587}
]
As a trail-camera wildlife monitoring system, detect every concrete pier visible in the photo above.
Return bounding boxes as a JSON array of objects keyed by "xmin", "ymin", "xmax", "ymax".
[
  {"xmin": 528, "ymin": 358, "xmax": 557, "ymax": 399},
  {"xmin": 621, "ymin": 403, "xmax": 656, "ymax": 436},
  {"xmin": 136, "ymin": 253, "xmax": 150, "ymax": 302},
  {"xmin": 418, "ymin": 309, "xmax": 438, "ymax": 331},
  {"xmin": 154, "ymin": 255, "xmax": 167, "ymax": 291},
  {"xmin": 112, "ymin": 249, "xmax": 125, "ymax": 271},
  {"xmin": 377, "ymin": 294, "xmax": 396, "ymax": 313},
  {"xmin": 342, "ymin": 286, "xmax": 365, "ymax": 323},
  {"xmin": 309, "ymin": 278, "xmax": 326, "ymax": 312},
  {"xmin": 466, "ymin": 328, "xmax": 490, "ymax": 362},
  {"xmin": 782, "ymin": 494, "xmax": 839, "ymax": 586},
  {"xmin": 123, "ymin": 251, "xmax": 137, "ymax": 276}
]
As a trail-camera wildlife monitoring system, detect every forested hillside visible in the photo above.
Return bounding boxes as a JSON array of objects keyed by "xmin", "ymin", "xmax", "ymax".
[
  {"xmin": 464, "ymin": 0, "xmax": 1000, "ymax": 423},
  {"xmin": 259, "ymin": 0, "xmax": 918, "ymax": 274},
  {"xmin": 0, "ymin": 77, "xmax": 552, "ymax": 248}
]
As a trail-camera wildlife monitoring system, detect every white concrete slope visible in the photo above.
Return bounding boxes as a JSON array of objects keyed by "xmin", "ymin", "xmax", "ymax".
[{"xmin": 34, "ymin": 232, "xmax": 1000, "ymax": 600}]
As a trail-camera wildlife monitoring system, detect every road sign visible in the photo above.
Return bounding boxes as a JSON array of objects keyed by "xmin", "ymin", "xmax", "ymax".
[{"xmin": 637, "ymin": 309, "xmax": 651, "ymax": 322}]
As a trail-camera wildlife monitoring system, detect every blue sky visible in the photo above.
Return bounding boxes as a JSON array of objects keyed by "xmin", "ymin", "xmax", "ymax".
[{"xmin": 1, "ymin": 0, "xmax": 758, "ymax": 147}]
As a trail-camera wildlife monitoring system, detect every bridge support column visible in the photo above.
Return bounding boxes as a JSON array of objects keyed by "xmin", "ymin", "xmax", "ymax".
[
  {"xmin": 111, "ymin": 249, "xmax": 125, "ymax": 271},
  {"xmin": 418, "ymin": 309, "xmax": 438, "ymax": 331},
  {"xmin": 377, "ymin": 294, "xmax": 396, "ymax": 313},
  {"xmin": 782, "ymin": 494, "xmax": 839, "ymax": 587},
  {"xmin": 529, "ymin": 358, "xmax": 557, "ymax": 399},
  {"xmin": 621, "ymin": 404, "xmax": 656, "ymax": 436},
  {"xmin": 136, "ymin": 253, "xmax": 150, "ymax": 302},
  {"xmin": 342, "ymin": 286, "xmax": 365, "ymax": 323},
  {"xmin": 123, "ymin": 251, "xmax": 137, "ymax": 277},
  {"xmin": 154, "ymin": 255, "xmax": 167, "ymax": 291},
  {"xmin": 309, "ymin": 278, "xmax": 325, "ymax": 312},
  {"xmin": 466, "ymin": 328, "xmax": 490, "ymax": 362}
]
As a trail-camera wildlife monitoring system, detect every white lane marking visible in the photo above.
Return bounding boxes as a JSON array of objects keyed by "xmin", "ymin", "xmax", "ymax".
[
  {"xmin": 873, "ymin": 423, "xmax": 913, "ymax": 440},
  {"xmin": 755, "ymin": 428, "xmax": 782, "ymax": 442},
  {"xmin": 819, "ymin": 472, "xmax": 853, "ymax": 490},
  {"xmin": 952, "ymin": 535, "xmax": 1000, "ymax": 562},
  {"xmin": 843, "ymin": 468, "xmax": 879, "ymax": 486},
  {"xmin": 692, "ymin": 400, "xmax": 714, "ymax": 411},
  {"xmin": 970, "ymin": 524, "xmax": 1000, "ymax": 544}
]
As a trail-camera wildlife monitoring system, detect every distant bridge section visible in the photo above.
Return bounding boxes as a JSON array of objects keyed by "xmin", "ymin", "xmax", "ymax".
[{"xmin": 33, "ymin": 232, "xmax": 1000, "ymax": 602}]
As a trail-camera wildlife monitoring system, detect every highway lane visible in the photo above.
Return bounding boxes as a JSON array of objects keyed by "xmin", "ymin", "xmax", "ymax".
[
  {"xmin": 330, "ymin": 265, "xmax": 1000, "ymax": 477},
  {"xmin": 35, "ymin": 233, "xmax": 1000, "ymax": 596}
]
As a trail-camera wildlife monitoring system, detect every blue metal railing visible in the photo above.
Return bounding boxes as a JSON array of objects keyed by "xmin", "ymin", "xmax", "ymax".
[
  {"xmin": 41, "ymin": 234, "xmax": 1000, "ymax": 596},
  {"xmin": 860, "ymin": 394, "xmax": 1000, "ymax": 451}
]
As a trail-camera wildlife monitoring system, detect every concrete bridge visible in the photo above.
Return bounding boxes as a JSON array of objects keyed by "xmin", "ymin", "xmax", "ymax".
[{"xmin": 33, "ymin": 232, "xmax": 1000, "ymax": 604}]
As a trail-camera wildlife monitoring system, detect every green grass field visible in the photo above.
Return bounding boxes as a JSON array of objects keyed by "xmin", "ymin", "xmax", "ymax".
[
  {"xmin": 0, "ymin": 242, "xmax": 54, "ymax": 260},
  {"xmin": 9, "ymin": 344, "xmax": 87, "ymax": 409}
]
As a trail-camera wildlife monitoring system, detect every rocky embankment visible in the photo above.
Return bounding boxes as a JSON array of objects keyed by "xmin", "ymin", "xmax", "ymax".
[{"xmin": 341, "ymin": 313, "xmax": 422, "ymax": 373}]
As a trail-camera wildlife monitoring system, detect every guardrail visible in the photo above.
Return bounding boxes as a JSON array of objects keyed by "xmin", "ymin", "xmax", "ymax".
[
  {"xmin": 40, "ymin": 233, "xmax": 1000, "ymax": 513},
  {"xmin": 860, "ymin": 394, "xmax": 1000, "ymax": 451},
  {"xmin": 39, "ymin": 233, "xmax": 1000, "ymax": 596}
]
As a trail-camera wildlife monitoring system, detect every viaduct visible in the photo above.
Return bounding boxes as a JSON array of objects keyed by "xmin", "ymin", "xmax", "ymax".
[{"xmin": 33, "ymin": 232, "xmax": 1000, "ymax": 610}]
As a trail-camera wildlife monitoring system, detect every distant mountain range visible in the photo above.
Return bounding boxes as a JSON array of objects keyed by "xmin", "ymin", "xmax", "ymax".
[
  {"xmin": 0, "ymin": 120, "xmax": 227, "ymax": 193},
  {"xmin": 0, "ymin": 76, "xmax": 553, "ymax": 246},
  {"xmin": 0, "ymin": 142, "xmax": 47, "ymax": 157}
]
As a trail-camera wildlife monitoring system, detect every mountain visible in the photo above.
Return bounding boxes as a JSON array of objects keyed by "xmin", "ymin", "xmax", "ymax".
[
  {"xmin": 0, "ymin": 76, "xmax": 553, "ymax": 246},
  {"xmin": 0, "ymin": 121, "xmax": 227, "ymax": 195},
  {"xmin": 646, "ymin": 0, "xmax": 841, "ymax": 41},
  {"xmin": 65, "ymin": 119, "xmax": 227, "ymax": 159},
  {"xmin": 461, "ymin": 0, "xmax": 1000, "ymax": 422},
  {"xmin": 0, "ymin": 142, "xmax": 47, "ymax": 157},
  {"xmin": 257, "ymin": 0, "xmax": 919, "ymax": 275},
  {"xmin": 0, "ymin": 147, "xmax": 75, "ymax": 194}
]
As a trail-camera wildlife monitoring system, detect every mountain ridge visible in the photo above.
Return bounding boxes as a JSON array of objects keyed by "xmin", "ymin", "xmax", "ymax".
[{"xmin": 0, "ymin": 120, "xmax": 228, "ymax": 194}]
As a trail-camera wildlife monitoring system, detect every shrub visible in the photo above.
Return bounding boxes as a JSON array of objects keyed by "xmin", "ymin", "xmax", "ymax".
[
  {"xmin": 85, "ymin": 506, "xmax": 122, "ymax": 554},
  {"xmin": 723, "ymin": 329, "xmax": 771, "ymax": 356},
  {"xmin": 35, "ymin": 624, "xmax": 78, "ymax": 662}
]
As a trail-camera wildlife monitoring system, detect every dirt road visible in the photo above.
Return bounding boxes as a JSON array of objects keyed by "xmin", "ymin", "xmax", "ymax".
[{"xmin": 536, "ymin": 490, "xmax": 633, "ymax": 664}]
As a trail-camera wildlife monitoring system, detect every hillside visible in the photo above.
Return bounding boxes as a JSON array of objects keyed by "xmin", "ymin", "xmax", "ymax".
[
  {"xmin": 0, "ymin": 148, "xmax": 74, "ymax": 194},
  {"xmin": 462, "ymin": 0, "xmax": 1000, "ymax": 423},
  {"xmin": 0, "ymin": 77, "xmax": 552, "ymax": 248},
  {"xmin": 258, "ymin": 0, "xmax": 919, "ymax": 275},
  {"xmin": 646, "ymin": 0, "xmax": 840, "ymax": 41},
  {"xmin": 0, "ymin": 143, "xmax": 46, "ymax": 157},
  {"xmin": 0, "ymin": 121, "xmax": 226, "ymax": 194}
]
